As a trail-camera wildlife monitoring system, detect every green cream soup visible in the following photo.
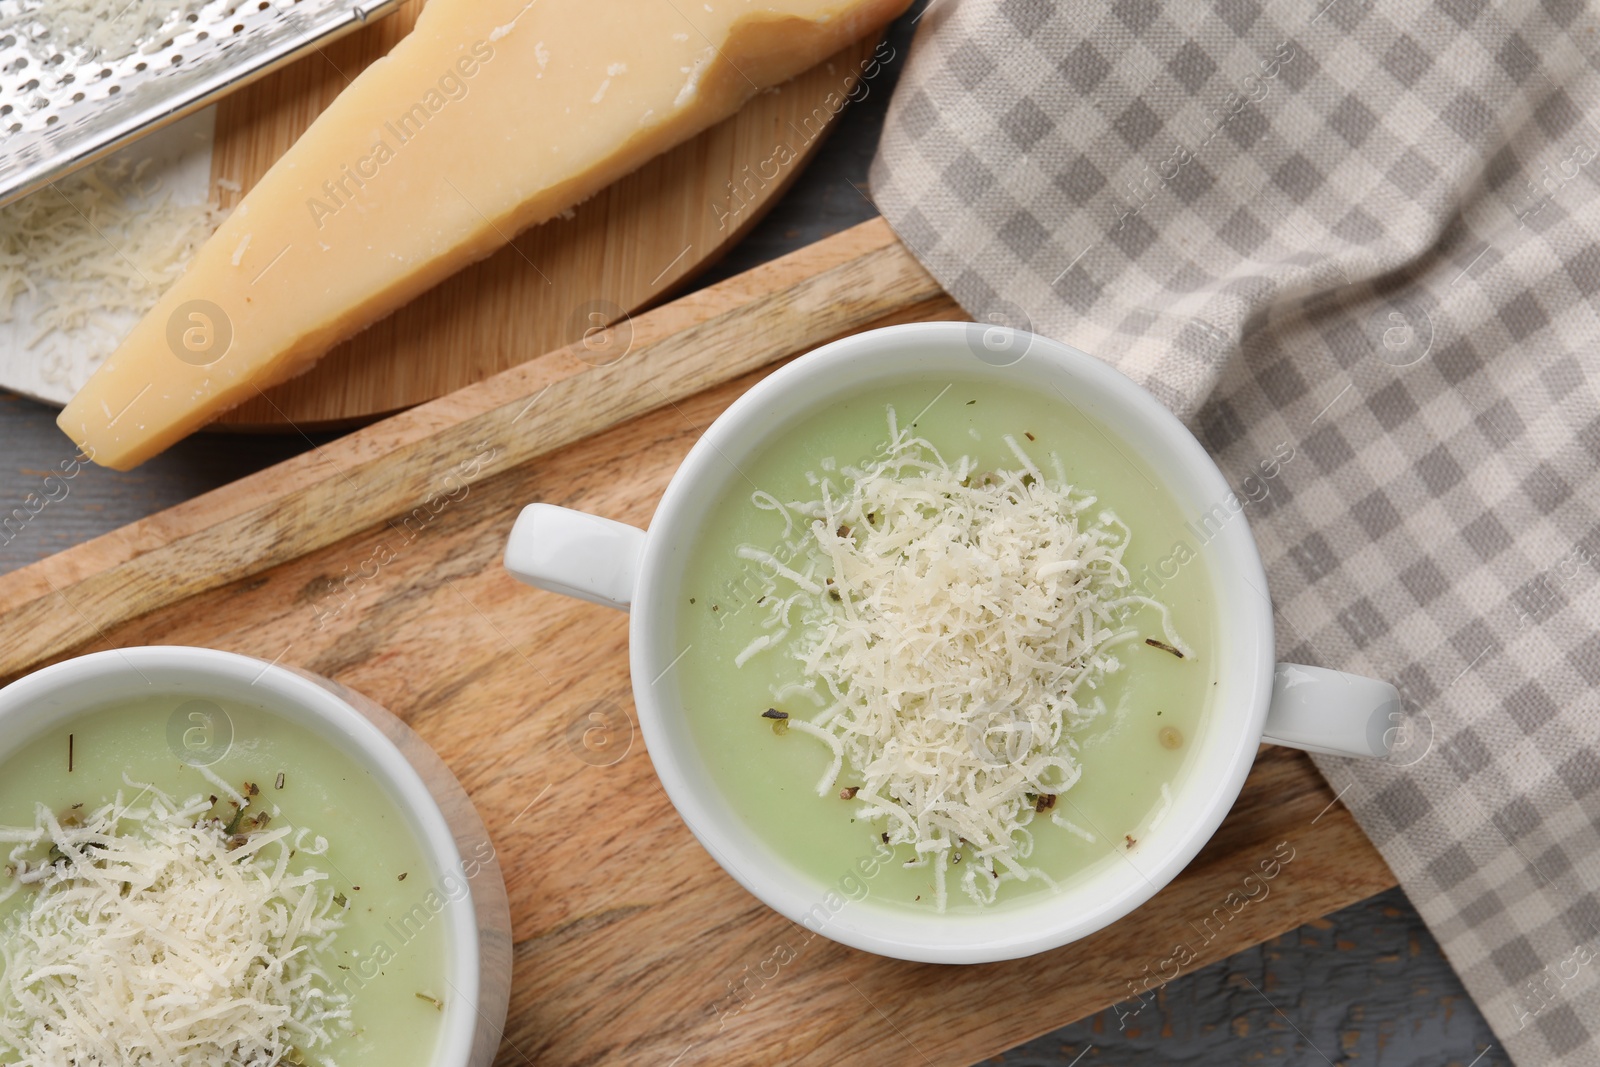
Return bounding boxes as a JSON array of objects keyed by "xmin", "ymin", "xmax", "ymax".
[
  {"xmin": 0, "ymin": 694, "xmax": 447, "ymax": 1065},
  {"xmin": 672, "ymin": 376, "xmax": 1218, "ymax": 912}
]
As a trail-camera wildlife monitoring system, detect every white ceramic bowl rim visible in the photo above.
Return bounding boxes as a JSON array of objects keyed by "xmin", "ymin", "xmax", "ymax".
[
  {"xmin": 0, "ymin": 645, "xmax": 482, "ymax": 1063},
  {"xmin": 629, "ymin": 322, "xmax": 1275, "ymax": 964}
]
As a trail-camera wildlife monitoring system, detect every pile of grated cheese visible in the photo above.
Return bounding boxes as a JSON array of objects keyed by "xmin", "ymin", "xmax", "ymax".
[
  {"xmin": 0, "ymin": 156, "xmax": 224, "ymax": 382},
  {"xmin": 0, "ymin": 778, "xmax": 350, "ymax": 1067},
  {"xmin": 1, "ymin": 0, "xmax": 206, "ymax": 62},
  {"xmin": 737, "ymin": 410, "xmax": 1189, "ymax": 910}
]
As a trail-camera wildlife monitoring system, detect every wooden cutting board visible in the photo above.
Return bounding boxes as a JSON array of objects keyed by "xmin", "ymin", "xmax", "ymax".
[
  {"xmin": 0, "ymin": 219, "xmax": 1396, "ymax": 1065},
  {"xmin": 209, "ymin": 0, "xmax": 880, "ymax": 428}
]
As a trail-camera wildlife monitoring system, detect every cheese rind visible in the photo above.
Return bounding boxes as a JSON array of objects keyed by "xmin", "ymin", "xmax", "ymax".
[{"xmin": 58, "ymin": 0, "xmax": 911, "ymax": 469}]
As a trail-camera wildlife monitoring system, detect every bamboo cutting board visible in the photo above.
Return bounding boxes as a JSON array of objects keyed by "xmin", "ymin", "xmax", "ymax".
[
  {"xmin": 208, "ymin": 0, "xmax": 882, "ymax": 427},
  {"xmin": 0, "ymin": 219, "xmax": 1396, "ymax": 1065}
]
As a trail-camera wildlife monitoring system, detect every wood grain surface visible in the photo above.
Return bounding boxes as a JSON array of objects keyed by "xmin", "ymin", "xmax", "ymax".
[
  {"xmin": 0, "ymin": 218, "xmax": 946, "ymax": 683},
  {"xmin": 209, "ymin": 0, "xmax": 884, "ymax": 427},
  {"xmin": 0, "ymin": 217, "xmax": 1397, "ymax": 1065}
]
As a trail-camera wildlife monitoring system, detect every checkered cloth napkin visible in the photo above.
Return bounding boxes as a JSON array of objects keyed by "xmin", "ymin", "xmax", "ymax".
[{"xmin": 870, "ymin": 0, "xmax": 1600, "ymax": 1061}]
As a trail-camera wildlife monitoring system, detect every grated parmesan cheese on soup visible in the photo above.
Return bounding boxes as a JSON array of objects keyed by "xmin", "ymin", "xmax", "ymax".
[
  {"xmin": 736, "ymin": 410, "xmax": 1189, "ymax": 910},
  {"xmin": 0, "ymin": 780, "xmax": 349, "ymax": 1067}
]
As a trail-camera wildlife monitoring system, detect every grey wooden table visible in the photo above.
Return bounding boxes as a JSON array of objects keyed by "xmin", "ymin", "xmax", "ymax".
[{"xmin": 0, "ymin": 7, "xmax": 1499, "ymax": 1065}]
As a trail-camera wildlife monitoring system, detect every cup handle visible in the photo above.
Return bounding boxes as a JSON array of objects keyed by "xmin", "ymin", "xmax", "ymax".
[
  {"xmin": 1261, "ymin": 663, "xmax": 1399, "ymax": 759},
  {"xmin": 502, "ymin": 503, "xmax": 646, "ymax": 611}
]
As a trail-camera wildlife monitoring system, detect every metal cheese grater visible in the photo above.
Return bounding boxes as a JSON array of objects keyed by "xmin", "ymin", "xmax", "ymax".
[{"xmin": 0, "ymin": 0, "xmax": 401, "ymax": 208}]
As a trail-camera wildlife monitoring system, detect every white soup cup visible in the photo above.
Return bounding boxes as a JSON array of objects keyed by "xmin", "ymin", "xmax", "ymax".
[{"xmin": 503, "ymin": 322, "xmax": 1396, "ymax": 963}]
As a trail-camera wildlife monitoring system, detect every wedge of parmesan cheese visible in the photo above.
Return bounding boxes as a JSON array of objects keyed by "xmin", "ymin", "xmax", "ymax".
[
  {"xmin": 57, "ymin": 0, "xmax": 912, "ymax": 469},
  {"xmin": 738, "ymin": 414, "xmax": 1188, "ymax": 909},
  {"xmin": 0, "ymin": 784, "xmax": 348, "ymax": 1066}
]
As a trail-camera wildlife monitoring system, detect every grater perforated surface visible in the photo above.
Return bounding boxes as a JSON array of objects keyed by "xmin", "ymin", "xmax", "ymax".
[{"xmin": 0, "ymin": 0, "xmax": 399, "ymax": 207}]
